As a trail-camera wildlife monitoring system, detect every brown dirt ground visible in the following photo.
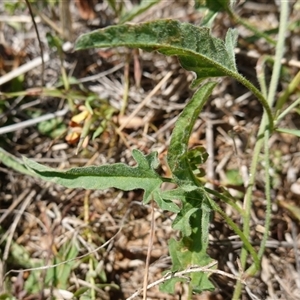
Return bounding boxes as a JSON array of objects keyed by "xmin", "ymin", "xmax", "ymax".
[{"xmin": 1, "ymin": 1, "xmax": 300, "ymax": 299}]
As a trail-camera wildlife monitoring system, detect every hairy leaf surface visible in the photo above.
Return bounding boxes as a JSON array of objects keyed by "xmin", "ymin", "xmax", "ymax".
[
  {"xmin": 24, "ymin": 149, "xmax": 162, "ymax": 202},
  {"xmin": 75, "ymin": 20, "xmax": 238, "ymax": 85},
  {"xmin": 167, "ymin": 81, "xmax": 217, "ymax": 186},
  {"xmin": 159, "ymin": 83, "xmax": 217, "ymax": 292}
]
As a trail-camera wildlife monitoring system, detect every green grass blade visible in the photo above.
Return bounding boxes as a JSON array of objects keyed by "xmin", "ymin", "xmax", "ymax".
[
  {"xmin": 120, "ymin": 0, "xmax": 161, "ymax": 23},
  {"xmin": 276, "ymin": 128, "xmax": 300, "ymax": 138}
]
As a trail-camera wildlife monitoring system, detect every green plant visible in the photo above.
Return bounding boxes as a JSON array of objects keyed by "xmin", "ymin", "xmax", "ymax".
[
  {"xmin": 24, "ymin": 240, "xmax": 79, "ymax": 294},
  {"xmin": 107, "ymin": 0, "xmax": 161, "ymax": 23},
  {"xmin": 0, "ymin": 230, "xmax": 78, "ymax": 299},
  {"xmin": 0, "ymin": 84, "xmax": 115, "ymax": 152},
  {"xmin": 1, "ymin": 1, "xmax": 300, "ymax": 298}
]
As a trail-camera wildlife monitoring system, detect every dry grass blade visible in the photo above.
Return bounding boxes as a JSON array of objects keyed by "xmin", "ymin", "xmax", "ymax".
[
  {"xmin": 118, "ymin": 71, "xmax": 173, "ymax": 131},
  {"xmin": 142, "ymin": 200, "xmax": 155, "ymax": 300},
  {"xmin": 2, "ymin": 190, "xmax": 36, "ymax": 261}
]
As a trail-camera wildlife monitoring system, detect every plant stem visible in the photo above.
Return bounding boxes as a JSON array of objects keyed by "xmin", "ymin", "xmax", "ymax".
[
  {"xmin": 232, "ymin": 113, "xmax": 266, "ymax": 300},
  {"xmin": 230, "ymin": 71, "xmax": 274, "ymax": 132},
  {"xmin": 227, "ymin": 8, "xmax": 276, "ymax": 46},
  {"xmin": 276, "ymin": 96, "xmax": 300, "ymax": 122},
  {"xmin": 232, "ymin": 2, "xmax": 290, "ymax": 299},
  {"xmin": 204, "ymin": 187, "xmax": 245, "ymax": 216},
  {"xmin": 204, "ymin": 190, "xmax": 260, "ymax": 270},
  {"xmin": 275, "ymin": 70, "xmax": 300, "ymax": 114},
  {"xmin": 256, "ymin": 56, "xmax": 269, "ymax": 98},
  {"xmin": 258, "ymin": 128, "xmax": 271, "ymax": 260},
  {"xmin": 267, "ymin": 4, "xmax": 289, "ymax": 108}
]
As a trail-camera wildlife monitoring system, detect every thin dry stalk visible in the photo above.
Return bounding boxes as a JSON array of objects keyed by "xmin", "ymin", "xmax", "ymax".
[{"xmin": 143, "ymin": 200, "xmax": 155, "ymax": 300}]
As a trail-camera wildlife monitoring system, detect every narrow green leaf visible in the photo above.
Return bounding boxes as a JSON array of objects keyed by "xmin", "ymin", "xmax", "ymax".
[
  {"xmin": 276, "ymin": 127, "xmax": 300, "ymax": 138},
  {"xmin": 199, "ymin": 10, "xmax": 218, "ymax": 27},
  {"xmin": 167, "ymin": 81, "xmax": 217, "ymax": 186},
  {"xmin": 24, "ymin": 149, "xmax": 162, "ymax": 202},
  {"xmin": 225, "ymin": 28, "xmax": 238, "ymax": 71},
  {"xmin": 0, "ymin": 147, "xmax": 36, "ymax": 177},
  {"xmin": 120, "ymin": 0, "xmax": 161, "ymax": 24},
  {"xmin": 51, "ymin": 242, "xmax": 79, "ymax": 290},
  {"xmin": 73, "ymin": 287, "xmax": 89, "ymax": 298},
  {"xmin": 75, "ymin": 20, "xmax": 237, "ymax": 84}
]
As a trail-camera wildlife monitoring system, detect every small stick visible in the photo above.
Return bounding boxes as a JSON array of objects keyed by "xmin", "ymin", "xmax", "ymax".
[
  {"xmin": 0, "ymin": 107, "xmax": 68, "ymax": 135},
  {"xmin": 0, "ymin": 53, "xmax": 49, "ymax": 86},
  {"xmin": 143, "ymin": 200, "xmax": 155, "ymax": 300},
  {"xmin": 127, "ymin": 261, "xmax": 246, "ymax": 300},
  {"xmin": 118, "ymin": 71, "xmax": 173, "ymax": 131},
  {"xmin": 24, "ymin": 0, "xmax": 45, "ymax": 86}
]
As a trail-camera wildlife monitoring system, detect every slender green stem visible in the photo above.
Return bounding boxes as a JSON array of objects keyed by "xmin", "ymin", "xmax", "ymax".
[
  {"xmin": 204, "ymin": 187, "xmax": 245, "ymax": 217},
  {"xmin": 233, "ymin": 2, "xmax": 290, "ymax": 299},
  {"xmin": 241, "ymin": 129, "xmax": 272, "ymax": 279},
  {"xmin": 204, "ymin": 190, "xmax": 260, "ymax": 271},
  {"xmin": 276, "ymin": 96, "xmax": 300, "ymax": 122},
  {"xmin": 267, "ymin": 3, "xmax": 290, "ymax": 108},
  {"xmin": 84, "ymin": 191, "xmax": 96, "ymax": 300},
  {"xmin": 256, "ymin": 56, "xmax": 269, "ymax": 98},
  {"xmin": 60, "ymin": 54, "xmax": 75, "ymax": 111},
  {"xmin": 232, "ymin": 113, "xmax": 268, "ymax": 299},
  {"xmin": 243, "ymin": 127, "xmax": 271, "ymax": 279},
  {"xmin": 276, "ymin": 70, "xmax": 300, "ymax": 114},
  {"xmin": 258, "ymin": 129, "xmax": 271, "ymax": 259},
  {"xmin": 227, "ymin": 8, "xmax": 276, "ymax": 46},
  {"xmin": 230, "ymin": 71, "xmax": 274, "ymax": 132},
  {"xmin": 188, "ymin": 285, "xmax": 193, "ymax": 300}
]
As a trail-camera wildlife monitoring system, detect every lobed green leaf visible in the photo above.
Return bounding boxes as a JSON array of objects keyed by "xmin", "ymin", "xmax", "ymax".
[
  {"xmin": 161, "ymin": 82, "xmax": 216, "ymax": 293},
  {"xmin": 23, "ymin": 149, "xmax": 162, "ymax": 203},
  {"xmin": 161, "ymin": 234, "xmax": 215, "ymax": 293}
]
